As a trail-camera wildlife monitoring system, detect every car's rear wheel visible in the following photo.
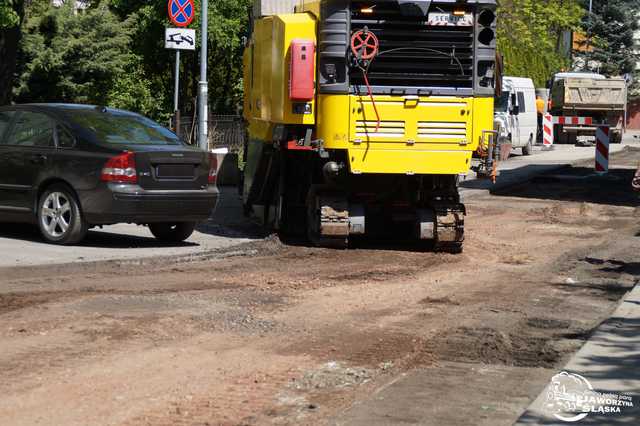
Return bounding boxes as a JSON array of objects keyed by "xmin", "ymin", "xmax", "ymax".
[
  {"xmin": 38, "ymin": 184, "xmax": 88, "ymax": 245},
  {"xmin": 148, "ymin": 222, "xmax": 197, "ymax": 242}
]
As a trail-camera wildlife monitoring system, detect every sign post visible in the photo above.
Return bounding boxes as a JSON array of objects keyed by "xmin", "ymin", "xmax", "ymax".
[
  {"xmin": 198, "ymin": 0, "xmax": 208, "ymax": 151},
  {"xmin": 166, "ymin": 0, "xmax": 195, "ymax": 138},
  {"xmin": 174, "ymin": 50, "xmax": 180, "ymax": 114}
]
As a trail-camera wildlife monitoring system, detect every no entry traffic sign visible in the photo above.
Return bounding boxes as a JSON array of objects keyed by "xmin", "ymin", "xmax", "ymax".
[{"xmin": 168, "ymin": 0, "xmax": 194, "ymax": 27}]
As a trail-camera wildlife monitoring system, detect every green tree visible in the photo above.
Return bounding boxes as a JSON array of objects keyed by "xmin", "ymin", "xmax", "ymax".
[
  {"xmin": 0, "ymin": 1, "xmax": 21, "ymax": 28},
  {"xmin": 11, "ymin": 0, "xmax": 251, "ymax": 118},
  {"xmin": 108, "ymin": 0, "xmax": 176, "ymax": 118},
  {"xmin": 108, "ymin": 0, "xmax": 251, "ymax": 115},
  {"xmin": 577, "ymin": 0, "xmax": 640, "ymax": 76},
  {"xmin": 14, "ymin": 1, "xmax": 164, "ymax": 117},
  {"xmin": 497, "ymin": 0, "xmax": 584, "ymax": 86},
  {"xmin": 206, "ymin": 0, "xmax": 251, "ymax": 113}
]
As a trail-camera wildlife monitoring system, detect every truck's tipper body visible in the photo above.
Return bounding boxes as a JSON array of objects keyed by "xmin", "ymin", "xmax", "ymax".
[
  {"xmin": 549, "ymin": 73, "xmax": 627, "ymax": 143},
  {"xmin": 242, "ymin": 0, "xmax": 498, "ymax": 250}
]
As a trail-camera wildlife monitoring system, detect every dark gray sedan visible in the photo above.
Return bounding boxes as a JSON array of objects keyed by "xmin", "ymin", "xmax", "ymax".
[{"xmin": 0, "ymin": 104, "xmax": 218, "ymax": 244}]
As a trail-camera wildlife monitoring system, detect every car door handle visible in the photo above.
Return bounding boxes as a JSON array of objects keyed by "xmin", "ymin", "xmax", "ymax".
[{"xmin": 31, "ymin": 154, "xmax": 47, "ymax": 164}]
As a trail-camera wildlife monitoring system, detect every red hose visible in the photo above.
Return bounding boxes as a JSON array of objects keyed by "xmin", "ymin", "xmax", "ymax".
[{"xmin": 362, "ymin": 70, "xmax": 380, "ymax": 134}]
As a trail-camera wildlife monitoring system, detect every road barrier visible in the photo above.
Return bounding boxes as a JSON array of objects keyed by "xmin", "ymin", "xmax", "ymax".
[
  {"xmin": 542, "ymin": 115, "xmax": 595, "ymax": 146},
  {"xmin": 552, "ymin": 116, "xmax": 593, "ymax": 125},
  {"xmin": 595, "ymin": 126, "xmax": 610, "ymax": 174}
]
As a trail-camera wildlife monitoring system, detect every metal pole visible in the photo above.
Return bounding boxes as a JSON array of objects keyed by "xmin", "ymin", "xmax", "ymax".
[
  {"xmin": 198, "ymin": 0, "xmax": 209, "ymax": 151},
  {"xmin": 587, "ymin": 0, "xmax": 593, "ymax": 69},
  {"xmin": 173, "ymin": 50, "xmax": 181, "ymax": 138},
  {"xmin": 173, "ymin": 50, "xmax": 180, "ymax": 112}
]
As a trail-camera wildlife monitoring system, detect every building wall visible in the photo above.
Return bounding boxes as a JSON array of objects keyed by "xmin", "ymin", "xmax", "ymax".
[
  {"xmin": 52, "ymin": 0, "xmax": 88, "ymax": 9},
  {"xmin": 626, "ymin": 18, "xmax": 640, "ymax": 129},
  {"xmin": 628, "ymin": 101, "xmax": 640, "ymax": 130},
  {"xmin": 253, "ymin": 0, "xmax": 297, "ymax": 16}
]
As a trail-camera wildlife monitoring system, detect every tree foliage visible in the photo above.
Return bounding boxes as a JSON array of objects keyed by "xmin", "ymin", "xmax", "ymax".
[
  {"xmin": 13, "ymin": 1, "xmax": 164, "ymax": 117},
  {"xmin": 497, "ymin": 0, "xmax": 585, "ymax": 87},
  {"xmin": 205, "ymin": 0, "xmax": 251, "ymax": 113},
  {"xmin": 7, "ymin": 0, "xmax": 636, "ymax": 116},
  {"xmin": 0, "ymin": 1, "xmax": 21, "ymax": 28},
  {"xmin": 576, "ymin": 0, "xmax": 640, "ymax": 76},
  {"xmin": 9, "ymin": 0, "xmax": 250, "ymax": 118}
]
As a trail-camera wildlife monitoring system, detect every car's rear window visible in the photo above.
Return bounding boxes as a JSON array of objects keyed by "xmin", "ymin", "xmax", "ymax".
[
  {"xmin": 0, "ymin": 111, "xmax": 15, "ymax": 142},
  {"xmin": 69, "ymin": 110, "xmax": 181, "ymax": 146}
]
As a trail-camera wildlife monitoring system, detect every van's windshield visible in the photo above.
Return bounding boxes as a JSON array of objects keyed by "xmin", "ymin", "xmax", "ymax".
[{"xmin": 495, "ymin": 92, "xmax": 509, "ymax": 112}]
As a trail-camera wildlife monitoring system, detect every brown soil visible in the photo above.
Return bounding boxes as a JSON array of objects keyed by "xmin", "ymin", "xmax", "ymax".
[{"xmin": 1, "ymin": 149, "xmax": 639, "ymax": 425}]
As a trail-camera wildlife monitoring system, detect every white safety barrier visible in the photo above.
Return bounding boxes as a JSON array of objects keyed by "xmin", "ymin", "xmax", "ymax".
[
  {"xmin": 542, "ymin": 115, "xmax": 595, "ymax": 147},
  {"xmin": 552, "ymin": 116, "xmax": 593, "ymax": 125},
  {"xmin": 595, "ymin": 126, "xmax": 610, "ymax": 174}
]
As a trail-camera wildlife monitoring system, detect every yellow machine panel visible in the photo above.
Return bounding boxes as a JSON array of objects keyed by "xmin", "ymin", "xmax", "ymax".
[
  {"xmin": 316, "ymin": 94, "xmax": 351, "ymax": 148},
  {"xmin": 243, "ymin": 13, "xmax": 317, "ymax": 129},
  {"xmin": 349, "ymin": 96, "xmax": 474, "ymax": 149},
  {"xmin": 316, "ymin": 94, "xmax": 494, "ymax": 175}
]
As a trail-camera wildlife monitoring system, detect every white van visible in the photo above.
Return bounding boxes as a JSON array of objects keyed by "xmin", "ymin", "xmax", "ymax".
[{"xmin": 494, "ymin": 77, "xmax": 538, "ymax": 156}]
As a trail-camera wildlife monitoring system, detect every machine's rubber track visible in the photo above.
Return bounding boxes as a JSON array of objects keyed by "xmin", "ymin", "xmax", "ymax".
[
  {"xmin": 433, "ymin": 204, "xmax": 465, "ymax": 253},
  {"xmin": 307, "ymin": 185, "xmax": 349, "ymax": 249}
]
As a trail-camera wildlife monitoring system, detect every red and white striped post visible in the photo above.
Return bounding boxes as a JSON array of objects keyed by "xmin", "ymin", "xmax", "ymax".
[
  {"xmin": 595, "ymin": 126, "xmax": 610, "ymax": 174},
  {"xmin": 543, "ymin": 113, "xmax": 554, "ymax": 146}
]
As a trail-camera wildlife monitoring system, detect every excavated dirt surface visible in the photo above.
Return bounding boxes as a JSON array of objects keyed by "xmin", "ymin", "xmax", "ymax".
[{"xmin": 1, "ymin": 149, "xmax": 640, "ymax": 425}]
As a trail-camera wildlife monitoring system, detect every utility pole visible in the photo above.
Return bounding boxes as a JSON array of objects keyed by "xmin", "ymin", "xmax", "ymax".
[{"xmin": 198, "ymin": 0, "xmax": 208, "ymax": 151}]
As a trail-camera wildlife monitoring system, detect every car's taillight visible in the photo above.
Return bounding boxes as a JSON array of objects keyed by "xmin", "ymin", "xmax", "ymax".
[
  {"xmin": 208, "ymin": 153, "xmax": 218, "ymax": 185},
  {"xmin": 101, "ymin": 152, "xmax": 137, "ymax": 184}
]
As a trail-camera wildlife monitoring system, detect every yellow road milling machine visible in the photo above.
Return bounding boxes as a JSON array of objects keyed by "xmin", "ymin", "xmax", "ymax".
[{"xmin": 242, "ymin": 0, "xmax": 498, "ymax": 251}]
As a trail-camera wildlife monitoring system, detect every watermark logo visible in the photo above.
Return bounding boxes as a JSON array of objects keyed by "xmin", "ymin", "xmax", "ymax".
[{"xmin": 545, "ymin": 371, "xmax": 635, "ymax": 422}]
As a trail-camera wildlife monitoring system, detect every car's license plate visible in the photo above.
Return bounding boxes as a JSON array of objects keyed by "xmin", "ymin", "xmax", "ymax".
[
  {"xmin": 156, "ymin": 164, "xmax": 195, "ymax": 179},
  {"xmin": 427, "ymin": 12, "xmax": 473, "ymax": 26}
]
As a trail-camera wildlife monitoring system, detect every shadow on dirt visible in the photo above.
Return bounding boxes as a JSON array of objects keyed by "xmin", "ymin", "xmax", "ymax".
[
  {"xmin": 582, "ymin": 257, "xmax": 640, "ymax": 276},
  {"xmin": 0, "ymin": 223, "xmax": 198, "ymax": 249},
  {"xmin": 197, "ymin": 186, "xmax": 267, "ymax": 240},
  {"xmin": 491, "ymin": 167, "xmax": 638, "ymax": 208},
  {"xmin": 516, "ymin": 255, "xmax": 640, "ymax": 425}
]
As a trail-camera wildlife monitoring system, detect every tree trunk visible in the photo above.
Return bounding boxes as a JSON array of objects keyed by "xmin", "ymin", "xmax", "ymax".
[
  {"xmin": 0, "ymin": 25, "xmax": 21, "ymax": 105},
  {"xmin": 0, "ymin": 0, "xmax": 25, "ymax": 105}
]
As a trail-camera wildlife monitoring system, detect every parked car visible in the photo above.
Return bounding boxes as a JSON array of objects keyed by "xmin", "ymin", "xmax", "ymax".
[
  {"xmin": 0, "ymin": 104, "xmax": 218, "ymax": 244},
  {"xmin": 494, "ymin": 77, "xmax": 538, "ymax": 156}
]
